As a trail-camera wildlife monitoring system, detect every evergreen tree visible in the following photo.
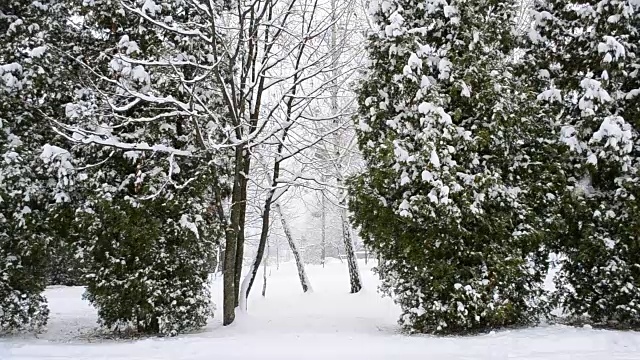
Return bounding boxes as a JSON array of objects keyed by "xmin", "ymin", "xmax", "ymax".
[
  {"xmin": 0, "ymin": 0, "xmax": 77, "ymax": 332},
  {"xmin": 45, "ymin": 205, "xmax": 84, "ymax": 287},
  {"xmin": 349, "ymin": 0, "xmax": 555, "ymax": 334},
  {"xmin": 526, "ymin": 0, "xmax": 640, "ymax": 328},
  {"xmin": 50, "ymin": 0, "xmax": 229, "ymax": 335}
]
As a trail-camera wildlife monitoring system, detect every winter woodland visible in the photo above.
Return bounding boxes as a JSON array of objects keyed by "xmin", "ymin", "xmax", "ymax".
[{"xmin": 1, "ymin": 0, "xmax": 640, "ymax": 357}]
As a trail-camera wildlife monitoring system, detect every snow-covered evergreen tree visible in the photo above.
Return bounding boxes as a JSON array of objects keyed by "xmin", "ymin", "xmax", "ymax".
[
  {"xmin": 526, "ymin": 0, "xmax": 640, "ymax": 328},
  {"xmin": 48, "ymin": 0, "xmax": 229, "ymax": 335},
  {"xmin": 350, "ymin": 0, "xmax": 555, "ymax": 334},
  {"xmin": 0, "ymin": 0, "xmax": 77, "ymax": 332},
  {"xmin": 45, "ymin": 205, "xmax": 84, "ymax": 286}
]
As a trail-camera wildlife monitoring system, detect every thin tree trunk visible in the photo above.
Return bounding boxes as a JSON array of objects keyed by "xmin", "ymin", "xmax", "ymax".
[
  {"xmin": 330, "ymin": 0, "xmax": 338, "ymax": 113},
  {"xmin": 321, "ymin": 192, "xmax": 326, "ymax": 267},
  {"xmin": 323, "ymin": 0, "xmax": 335, "ymax": 271},
  {"xmin": 239, "ymin": 193, "xmax": 273, "ymax": 310},
  {"xmin": 214, "ymin": 245, "xmax": 221, "ymax": 277},
  {"xmin": 262, "ymin": 242, "xmax": 269, "ymax": 297},
  {"xmin": 275, "ymin": 204, "xmax": 312, "ymax": 292},
  {"xmin": 341, "ymin": 208, "xmax": 362, "ymax": 293}
]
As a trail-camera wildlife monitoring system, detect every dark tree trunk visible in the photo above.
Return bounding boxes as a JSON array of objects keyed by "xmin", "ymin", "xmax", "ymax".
[
  {"xmin": 223, "ymin": 145, "xmax": 246, "ymax": 326},
  {"xmin": 222, "ymin": 225, "xmax": 238, "ymax": 325},
  {"xmin": 234, "ymin": 153, "xmax": 251, "ymax": 307}
]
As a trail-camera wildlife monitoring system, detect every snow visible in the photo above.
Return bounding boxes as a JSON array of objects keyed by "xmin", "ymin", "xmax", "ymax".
[
  {"xmin": 591, "ymin": 116, "xmax": 634, "ymax": 154},
  {"xmin": 40, "ymin": 144, "xmax": 71, "ymax": 164},
  {"xmin": 7, "ymin": 19, "xmax": 23, "ymax": 34},
  {"xmin": 130, "ymin": 65, "xmax": 150, "ymax": 83},
  {"xmin": 27, "ymin": 46, "xmax": 47, "ymax": 58},
  {"xmin": 579, "ymin": 77, "xmax": 612, "ymax": 114},
  {"xmin": 437, "ymin": 58, "xmax": 452, "ymax": 80},
  {"xmin": 408, "ymin": 53, "xmax": 422, "ymax": 70},
  {"xmin": 141, "ymin": 0, "xmax": 162, "ymax": 16},
  {"xmin": 443, "ymin": 5, "xmax": 458, "ymax": 18},
  {"xmin": 560, "ymin": 125, "xmax": 582, "ymax": 152},
  {"xmin": 179, "ymin": 214, "xmax": 200, "ymax": 239},
  {"xmin": 0, "ymin": 63, "xmax": 23, "ymax": 91},
  {"xmin": 430, "ymin": 149, "xmax": 441, "ymax": 168},
  {"xmin": 421, "ymin": 170, "xmax": 433, "ymax": 182},
  {"xmin": 117, "ymin": 36, "xmax": 140, "ymax": 55},
  {"xmin": 398, "ymin": 199, "xmax": 411, "ymax": 217},
  {"xmin": 2, "ymin": 260, "xmax": 640, "ymax": 359},
  {"xmin": 460, "ymin": 82, "xmax": 471, "ymax": 97},
  {"xmin": 538, "ymin": 88, "xmax": 562, "ymax": 102},
  {"xmin": 597, "ymin": 36, "xmax": 626, "ymax": 61},
  {"xmin": 384, "ymin": 11, "xmax": 404, "ymax": 37}
]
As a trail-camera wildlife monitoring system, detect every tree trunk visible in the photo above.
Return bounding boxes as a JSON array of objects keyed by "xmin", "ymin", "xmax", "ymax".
[
  {"xmin": 276, "ymin": 237, "xmax": 280, "ymax": 270},
  {"xmin": 341, "ymin": 208, "xmax": 362, "ymax": 293},
  {"xmin": 262, "ymin": 242, "xmax": 269, "ymax": 297},
  {"xmin": 223, "ymin": 230, "xmax": 238, "ymax": 326},
  {"xmin": 223, "ymin": 145, "xmax": 246, "ymax": 326},
  {"xmin": 275, "ymin": 204, "xmax": 312, "ymax": 292},
  {"xmin": 321, "ymin": 192, "xmax": 327, "ymax": 267},
  {"xmin": 223, "ymin": 238, "xmax": 238, "ymax": 325},
  {"xmin": 234, "ymin": 153, "xmax": 251, "ymax": 307},
  {"xmin": 239, "ymin": 195, "xmax": 272, "ymax": 310},
  {"xmin": 214, "ymin": 245, "xmax": 222, "ymax": 277}
]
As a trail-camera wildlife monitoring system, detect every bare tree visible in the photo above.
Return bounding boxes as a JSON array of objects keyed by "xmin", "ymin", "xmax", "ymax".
[
  {"xmin": 235, "ymin": 0, "xmax": 368, "ymax": 308},
  {"xmin": 55, "ymin": 0, "xmax": 369, "ymax": 324}
]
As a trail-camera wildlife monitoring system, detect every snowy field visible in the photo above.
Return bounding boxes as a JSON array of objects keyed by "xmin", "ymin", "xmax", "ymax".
[{"xmin": 2, "ymin": 259, "xmax": 640, "ymax": 360}]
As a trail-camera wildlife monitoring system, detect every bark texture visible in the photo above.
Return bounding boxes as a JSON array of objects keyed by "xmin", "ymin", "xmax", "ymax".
[
  {"xmin": 341, "ymin": 208, "xmax": 362, "ymax": 293},
  {"xmin": 276, "ymin": 204, "xmax": 312, "ymax": 292}
]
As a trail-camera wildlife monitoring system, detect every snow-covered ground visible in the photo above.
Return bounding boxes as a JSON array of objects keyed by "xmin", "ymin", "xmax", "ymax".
[{"xmin": 2, "ymin": 259, "xmax": 640, "ymax": 359}]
